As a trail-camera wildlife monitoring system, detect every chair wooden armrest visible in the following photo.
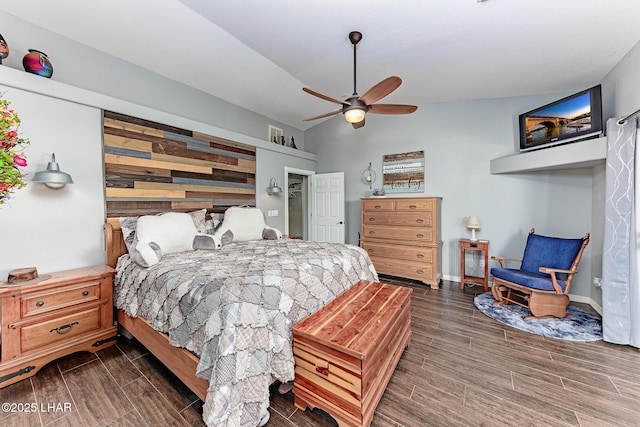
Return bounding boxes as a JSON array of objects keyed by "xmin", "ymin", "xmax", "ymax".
[
  {"xmin": 539, "ymin": 267, "xmax": 578, "ymax": 294},
  {"xmin": 490, "ymin": 255, "xmax": 522, "ymax": 268}
]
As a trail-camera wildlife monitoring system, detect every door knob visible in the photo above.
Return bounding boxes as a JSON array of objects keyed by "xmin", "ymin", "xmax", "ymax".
[{"xmin": 337, "ymin": 221, "xmax": 344, "ymax": 225}]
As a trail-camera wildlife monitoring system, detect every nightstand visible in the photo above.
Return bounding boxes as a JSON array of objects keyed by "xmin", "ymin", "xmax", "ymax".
[
  {"xmin": 459, "ymin": 239, "xmax": 489, "ymax": 292},
  {"xmin": 0, "ymin": 265, "xmax": 117, "ymax": 388}
]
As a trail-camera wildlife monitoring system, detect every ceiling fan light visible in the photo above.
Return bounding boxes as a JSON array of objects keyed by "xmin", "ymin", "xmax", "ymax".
[{"xmin": 344, "ymin": 108, "xmax": 366, "ymax": 123}]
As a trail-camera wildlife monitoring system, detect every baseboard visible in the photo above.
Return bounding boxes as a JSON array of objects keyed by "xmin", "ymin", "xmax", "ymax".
[{"xmin": 449, "ymin": 274, "xmax": 603, "ymax": 315}]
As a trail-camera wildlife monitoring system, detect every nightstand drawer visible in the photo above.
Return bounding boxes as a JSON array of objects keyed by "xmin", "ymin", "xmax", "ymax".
[
  {"xmin": 20, "ymin": 307, "xmax": 102, "ymax": 353},
  {"xmin": 22, "ymin": 281, "xmax": 100, "ymax": 317}
]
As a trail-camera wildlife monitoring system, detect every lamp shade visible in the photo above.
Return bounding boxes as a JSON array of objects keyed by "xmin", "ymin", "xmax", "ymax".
[
  {"xmin": 267, "ymin": 178, "xmax": 282, "ymax": 195},
  {"xmin": 466, "ymin": 216, "xmax": 481, "ymax": 229},
  {"xmin": 31, "ymin": 153, "xmax": 73, "ymax": 189}
]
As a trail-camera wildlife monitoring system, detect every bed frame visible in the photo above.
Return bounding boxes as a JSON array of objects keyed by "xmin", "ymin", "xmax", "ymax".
[{"xmin": 104, "ymin": 221, "xmax": 209, "ymax": 401}]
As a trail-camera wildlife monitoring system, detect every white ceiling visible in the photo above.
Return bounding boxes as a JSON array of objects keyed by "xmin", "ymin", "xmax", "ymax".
[{"xmin": 2, "ymin": 0, "xmax": 640, "ymax": 131}]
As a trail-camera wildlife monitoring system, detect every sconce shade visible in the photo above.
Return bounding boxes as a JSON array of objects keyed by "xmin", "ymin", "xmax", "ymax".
[
  {"xmin": 32, "ymin": 153, "xmax": 73, "ymax": 189},
  {"xmin": 466, "ymin": 216, "xmax": 481, "ymax": 229},
  {"xmin": 267, "ymin": 178, "xmax": 282, "ymax": 195}
]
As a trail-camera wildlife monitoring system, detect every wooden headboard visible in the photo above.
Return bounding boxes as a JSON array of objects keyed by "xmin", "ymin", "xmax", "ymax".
[
  {"xmin": 104, "ymin": 221, "xmax": 126, "ymax": 268},
  {"xmin": 103, "ymin": 110, "xmax": 257, "ymax": 221}
]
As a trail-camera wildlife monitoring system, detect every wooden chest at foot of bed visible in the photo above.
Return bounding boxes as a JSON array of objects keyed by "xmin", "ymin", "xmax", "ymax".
[{"xmin": 292, "ymin": 280, "xmax": 412, "ymax": 427}]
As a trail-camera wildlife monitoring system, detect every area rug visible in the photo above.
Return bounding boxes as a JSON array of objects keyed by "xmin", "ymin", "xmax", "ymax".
[{"xmin": 474, "ymin": 292, "xmax": 602, "ymax": 342}]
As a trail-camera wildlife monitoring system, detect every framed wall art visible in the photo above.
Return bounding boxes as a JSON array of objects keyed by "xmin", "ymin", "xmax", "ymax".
[{"xmin": 382, "ymin": 150, "xmax": 424, "ymax": 193}]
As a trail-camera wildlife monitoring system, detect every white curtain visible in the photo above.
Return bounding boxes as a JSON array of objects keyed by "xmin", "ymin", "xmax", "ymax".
[{"xmin": 602, "ymin": 117, "xmax": 640, "ymax": 347}]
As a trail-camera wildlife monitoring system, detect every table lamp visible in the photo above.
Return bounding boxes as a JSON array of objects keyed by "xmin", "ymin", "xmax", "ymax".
[{"xmin": 466, "ymin": 216, "xmax": 481, "ymax": 241}]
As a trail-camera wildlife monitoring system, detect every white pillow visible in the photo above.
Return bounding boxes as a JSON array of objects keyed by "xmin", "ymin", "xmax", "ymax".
[
  {"xmin": 214, "ymin": 206, "xmax": 266, "ymax": 242},
  {"xmin": 136, "ymin": 212, "xmax": 198, "ymax": 255}
]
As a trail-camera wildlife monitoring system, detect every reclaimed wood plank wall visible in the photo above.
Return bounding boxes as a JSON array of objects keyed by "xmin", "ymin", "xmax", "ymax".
[{"xmin": 103, "ymin": 111, "xmax": 256, "ymax": 219}]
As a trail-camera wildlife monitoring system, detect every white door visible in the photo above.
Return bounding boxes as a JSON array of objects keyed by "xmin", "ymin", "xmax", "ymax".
[{"xmin": 311, "ymin": 172, "xmax": 345, "ymax": 243}]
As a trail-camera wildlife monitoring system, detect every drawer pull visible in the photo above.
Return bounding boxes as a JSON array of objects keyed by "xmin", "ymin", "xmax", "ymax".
[
  {"xmin": 368, "ymin": 217, "xmax": 376, "ymax": 222},
  {"xmin": 374, "ymin": 205, "xmax": 382, "ymax": 209},
  {"xmin": 416, "ymin": 234, "xmax": 424, "ymax": 238},
  {"xmin": 416, "ymin": 219, "xmax": 424, "ymax": 223},
  {"xmin": 368, "ymin": 231, "xmax": 376, "ymax": 235},
  {"xmin": 36, "ymin": 301, "xmax": 45, "ymax": 307},
  {"xmin": 82, "ymin": 291, "xmax": 89, "ymax": 296},
  {"xmin": 416, "ymin": 269, "xmax": 424, "ymax": 274},
  {"xmin": 416, "ymin": 254, "xmax": 424, "ymax": 258},
  {"xmin": 409, "ymin": 205, "xmax": 417, "ymax": 209},
  {"xmin": 367, "ymin": 248, "xmax": 374, "ymax": 252},
  {"xmin": 50, "ymin": 322, "xmax": 79, "ymax": 335}
]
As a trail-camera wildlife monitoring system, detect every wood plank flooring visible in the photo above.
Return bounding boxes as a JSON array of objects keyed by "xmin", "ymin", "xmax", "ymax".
[{"xmin": 2, "ymin": 277, "xmax": 639, "ymax": 426}]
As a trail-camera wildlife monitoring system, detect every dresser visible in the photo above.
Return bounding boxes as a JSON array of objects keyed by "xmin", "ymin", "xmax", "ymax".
[
  {"xmin": 0, "ymin": 266, "xmax": 117, "ymax": 388},
  {"xmin": 361, "ymin": 197, "xmax": 442, "ymax": 288}
]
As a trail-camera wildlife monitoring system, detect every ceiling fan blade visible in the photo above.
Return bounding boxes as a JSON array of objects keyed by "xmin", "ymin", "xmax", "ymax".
[
  {"xmin": 303, "ymin": 87, "xmax": 349, "ymax": 106},
  {"xmin": 359, "ymin": 76, "xmax": 402, "ymax": 105},
  {"xmin": 368, "ymin": 104, "xmax": 418, "ymax": 115},
  {"xmin": 302, "ymin": 109, "xmax": 342, "ymax": 121},
  {"xmin": 352, "ymin": 118, "xmax": 366, "ymax": 129}
]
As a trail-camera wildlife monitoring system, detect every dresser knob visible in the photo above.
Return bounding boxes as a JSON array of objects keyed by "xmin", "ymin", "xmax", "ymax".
[
  {"xmin": 416, "ymin": 269, "xmax": 424, "ymax": 274},
  {"xmin": 82, "ymin": 291, "xmax": 89, "ymax": 296},
  {"xmin": 374, "ymin": 205, "xmax": 382, "ymax": 209},
  {"xmin": 369, "ymin": 231, "xmax": 375, "ymax": 235},
  {"xmin": 416, "ymin": 254, "xmax": 424, "ymax": 258},
  {"xmin": 36, "ymin": 301, "xmax": 44, "ymax": 307},
  {"xmin": 409, "ymin": 205, "xmax": 417, "ymax": 209},
  {"xmin": 416, "ymin": 234, "xmax": 424, "ymax": 238},
  {"xmin": 416, "ymin": 219, "xmax": 424, "ymax": 223}
]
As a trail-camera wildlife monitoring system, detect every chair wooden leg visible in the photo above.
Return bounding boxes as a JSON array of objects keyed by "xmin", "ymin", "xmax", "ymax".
[
  {"xmin": 527, "ymin": 292, "xmax": 570, "ymax": 319},
  {"xmin": 492, "ymin": 283, "xmax": 508, "ymax": 302}
]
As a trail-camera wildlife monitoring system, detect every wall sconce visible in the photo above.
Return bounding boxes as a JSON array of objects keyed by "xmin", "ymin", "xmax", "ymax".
[
  {"xmin": 466, "ymin": 216, "xmax": 481, "ymax": 241},
  {"xmin": 361, "ymin": 162, "xmax": 376, "ymax": 189},
  {"xmin": 266, "ymin": 178, "xmax": 282, "ymax": 195},
  {"xmin": 32, "ymin": 153, "xmax": 73, "ymax": 189}
]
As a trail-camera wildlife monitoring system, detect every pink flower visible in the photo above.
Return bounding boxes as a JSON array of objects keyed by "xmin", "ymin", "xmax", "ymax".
[{"xmin": 13, "ymin": 155, "xmax": 27, "ymax": 167}]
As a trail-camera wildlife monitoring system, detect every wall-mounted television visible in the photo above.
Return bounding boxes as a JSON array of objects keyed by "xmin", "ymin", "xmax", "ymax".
[{"xmin": 519, "ymin": 85, "xmax": 603, "ymax": 152}]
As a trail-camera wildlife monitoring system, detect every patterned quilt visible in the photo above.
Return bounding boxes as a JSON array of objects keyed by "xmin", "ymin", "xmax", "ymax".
[{"xmin": 114, "ymin": 238, "xmax": 378, "ymax": 427}]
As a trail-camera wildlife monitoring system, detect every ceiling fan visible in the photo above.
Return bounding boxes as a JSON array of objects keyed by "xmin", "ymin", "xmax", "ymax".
[{"xmin": 302, "ymin": 31, "xmax": 418, "ymax": 129}]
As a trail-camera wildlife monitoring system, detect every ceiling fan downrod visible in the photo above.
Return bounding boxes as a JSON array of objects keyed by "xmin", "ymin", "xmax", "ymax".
[{"xmin": 349, "ymin": 31, "xmax": 362, "ymax": 96}]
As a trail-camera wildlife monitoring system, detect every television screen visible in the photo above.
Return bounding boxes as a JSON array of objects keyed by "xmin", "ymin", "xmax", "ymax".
[{"xmin": 519, "ymin": 85, "xmax": 603, "ymax": 152}]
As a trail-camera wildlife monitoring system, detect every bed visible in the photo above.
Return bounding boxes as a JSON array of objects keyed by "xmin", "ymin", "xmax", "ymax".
[{"xmin": 104, "ymin": 215, "xmax": 378, "ymax": 427}]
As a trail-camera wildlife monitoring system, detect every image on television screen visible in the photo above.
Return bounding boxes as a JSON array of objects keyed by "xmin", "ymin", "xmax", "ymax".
[{"xmin": 525, "ymin": 92, "xmax": 592, "ymax": 145}]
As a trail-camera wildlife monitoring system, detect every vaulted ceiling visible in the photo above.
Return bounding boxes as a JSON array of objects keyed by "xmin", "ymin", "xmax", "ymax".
[{"xmin": 2, "ymin": 0, "xmax": 640, "ymax": 131}]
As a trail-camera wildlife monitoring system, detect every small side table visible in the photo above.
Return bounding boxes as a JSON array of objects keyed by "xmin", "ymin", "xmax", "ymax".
[{"xmin": 459, "ymin": 239, "xmax": 489, "ymax": 292}]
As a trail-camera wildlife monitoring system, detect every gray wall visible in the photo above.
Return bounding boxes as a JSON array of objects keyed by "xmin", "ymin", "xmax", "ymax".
[
  {"xmin": 0, "ymin": 11, "xmax": 304, "ymax": 149},
  {"xmin": 305, "ymin": 94, "xmax": 597, "ymax": 299}
]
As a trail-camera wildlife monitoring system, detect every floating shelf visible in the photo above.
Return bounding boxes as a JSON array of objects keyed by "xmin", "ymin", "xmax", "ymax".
[{"xmin": 490, "ymin": 137, "xmax": 606, "ymax": 174}]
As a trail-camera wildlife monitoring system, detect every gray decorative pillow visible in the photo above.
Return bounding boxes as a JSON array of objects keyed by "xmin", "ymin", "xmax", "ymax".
[
  {"xmin": 119, "ymin": 217, "xmax": 139, "ymax": 253},
  {"xmin": 129, "ymin": 240, "xmax": 162, "ymax": 267},
  {"xmin": 186, "ymin": 209, "xmax": 207, "ymax": 233},
  {"xmin": 193, "ymin": 234, "xmax": 222, "ymax": 250}
]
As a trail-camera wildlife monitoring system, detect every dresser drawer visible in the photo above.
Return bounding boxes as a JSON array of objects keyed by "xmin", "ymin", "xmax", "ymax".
[
  {"xmin": 370, "ymin": 257, "xmax": 434, "ymax": 281},
  {"xmin": 22, "ymin": 281, "xmax": 100, "ymax": 317},
  {"xmin": 362, "ymin": 242, "xmax": 434, "ymax": 264},
  {"xmin": 362, "ymin": 199, "xmax": 395, "ymax": 212},
  {"xmin": 363, "ymin": 212, "xmax": 433, "ymax": 227},
  {"xmin": 362, "ymin": 225, "xmax": 434, "ymax": 243},
  {"xmin": 395, "ymin": 198, "xmax": 434, "ymax": 212},
  {"xmin": 20, "ymin": 307, "xmax": 102, "ymax": 353}
]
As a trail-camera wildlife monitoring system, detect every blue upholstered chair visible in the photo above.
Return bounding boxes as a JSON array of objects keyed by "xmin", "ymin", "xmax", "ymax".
[{"xmin": 490, "ymin": 228, "xmax": 590, "ymax": 320}]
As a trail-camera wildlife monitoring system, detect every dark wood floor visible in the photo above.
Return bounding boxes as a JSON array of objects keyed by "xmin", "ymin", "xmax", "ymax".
[{"xmin": 2, "ymin": 277, "xmax": 639, "ymax": 427}]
